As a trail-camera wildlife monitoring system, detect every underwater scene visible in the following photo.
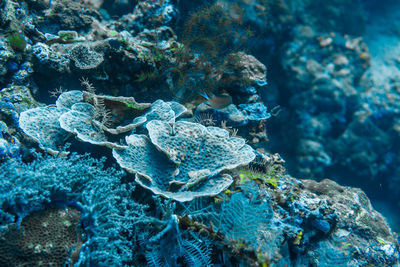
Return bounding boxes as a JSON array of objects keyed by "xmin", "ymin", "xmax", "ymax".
[{"xmin": 1, "ymin": 0, "xmax": 400, "ymax": 266}]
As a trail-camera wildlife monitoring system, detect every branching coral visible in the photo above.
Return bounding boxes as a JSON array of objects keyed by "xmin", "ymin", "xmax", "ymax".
[{"xmin": 0, "ymin": 153, "xmax": 147, "ymax": 266}]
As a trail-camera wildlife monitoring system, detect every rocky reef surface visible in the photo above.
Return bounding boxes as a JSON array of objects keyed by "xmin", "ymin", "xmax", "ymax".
[{"xmin": 0, "ymin": 0, "xmax": 399, "ymax": 266}]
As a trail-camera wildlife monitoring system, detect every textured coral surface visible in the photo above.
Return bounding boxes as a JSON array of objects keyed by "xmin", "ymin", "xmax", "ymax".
[{"xmin": 0, "ymin": 0, "xmax": 399, "ymax": 265}]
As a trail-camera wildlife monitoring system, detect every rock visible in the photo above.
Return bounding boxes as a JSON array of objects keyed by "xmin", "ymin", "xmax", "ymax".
[
  {"xmin": 32, "ymin": 43, "xmax": 70, "ymax": 75},
  {"xmin": 221, "ymin": 52, "xmax": 267, "ymax": 89},
  {"xmin": 194, "ymin": 103, "xmax": 248, "ymax": 127}
]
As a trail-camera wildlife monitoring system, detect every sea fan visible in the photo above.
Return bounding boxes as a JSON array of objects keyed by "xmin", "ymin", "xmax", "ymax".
[
  {"xmin": 211, "ymin": 189, "xmax": 273, "ymax": 249},
  {"xmin": 183, "ymin": 182, "xmax": 273, "ymax": 250},
  {"xmin": 182, "ymin": 238, "xmax": 213, "ymax": 266},
  {"xmin": 143, "ymin": 215, "xmax": 213, "ymax": 266}
]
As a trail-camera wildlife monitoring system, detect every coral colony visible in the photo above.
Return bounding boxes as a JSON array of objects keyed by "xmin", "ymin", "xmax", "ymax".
[{"xmin": 1, "ymin": 0, "xmax": 400, "ymax": 266}]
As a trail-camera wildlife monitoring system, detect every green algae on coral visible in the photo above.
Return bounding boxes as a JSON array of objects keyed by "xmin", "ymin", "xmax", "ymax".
[{"xmin": 6, "ymin": 34, "xmax": 26, "ymax": 51}]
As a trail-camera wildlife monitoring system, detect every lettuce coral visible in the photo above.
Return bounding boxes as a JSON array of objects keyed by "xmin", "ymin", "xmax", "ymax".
[
  {"xmin": 114, "ymin": 120, "xmax": 255, "ymax": 201},
  {"xmin": 19, "ymin": 91, "xmax": 253, "ymax": 201}
]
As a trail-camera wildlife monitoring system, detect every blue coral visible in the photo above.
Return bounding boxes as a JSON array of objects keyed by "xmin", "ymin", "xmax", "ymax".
[
  {"xmin": 239, "ymin": 102, "xmax": 271, "ymax": 122},
  {"xmin": 0, "ymin": 121, "xmax": 20, "ymax": 160},
  {"xmin": 19, "ymin": 91, "xmax": 253, "ymax": 201},
  {"xmin": 0, "ymin": 153, "xmax": 147, "ymax": 266},
  {"xmin": 184, "ymin": 182, "xmax": 274, "ymax": 250},
  {"xmin": 142, "ymin": 215, "xmax": 212, "ymax": 267},
  {"xmin": 114, "ymin": 120, "xmax": 255, "ymax": 201}
]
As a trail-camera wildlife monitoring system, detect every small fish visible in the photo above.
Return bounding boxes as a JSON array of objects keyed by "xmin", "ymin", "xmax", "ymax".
[
  {"xmin": 293, "ymin": 230, "xmax": 303, "ymax": 245},
  {"xmin": 270, "ymin": 105, "xmax": 282, "ymax": 117},
  {"xmin": 199, "ymin": 90, "xmax": 232, "ymax": 109}
]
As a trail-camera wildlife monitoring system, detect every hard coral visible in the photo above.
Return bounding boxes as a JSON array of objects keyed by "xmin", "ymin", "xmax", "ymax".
[
  {"xmin": 114, "ymin": 120, "xmax": 255, "ymax": 201},
  {"xmin": 19, "ymin": 106, "xmax": 70, "ymax": 154},
  {"xmin": 0, "ymin": 121, "xmax": 20, "ymax": 161},
  {"xmin": 19, "ymin": 90, "xmax": 253, "ymax": 201},
  {"xmin": 0, "ymin": 207, "xmax": 82, "ymax": 266},
  {"xmin": 0, "ymin": 153, "xmax": 147, "ymax": 266},
  {"xmin": 19, "ymin": 90, "xmax": 152, "ymax": 151}
]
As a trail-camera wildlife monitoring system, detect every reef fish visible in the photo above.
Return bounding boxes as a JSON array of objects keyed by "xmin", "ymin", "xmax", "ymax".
[{"xmin": 199, "ymin": 90, "xmax": 232, "ymax": 109}]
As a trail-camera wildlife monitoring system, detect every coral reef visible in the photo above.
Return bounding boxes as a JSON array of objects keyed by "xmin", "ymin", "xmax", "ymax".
[
  {"xmin": 208, "ymin": 0, "xmax": 400, "ymax": 221},
  {"xmin": 115, "ymin": 120, "xmax": 255, "ymax": 201},
  {"xmin": 0, "ymin": 153, "xmax": 147, "ymax": 266},
  {"xmin": 19, "ymin": 106, "xmax": 70, "ymax": 153},
  {"xmin": 20, "ymin": 90, "xmax": 152, "ymax": 151},
  {"xmin": 0, "ymin": 0, "xmax": 400, "ymax": 265},
  {"xmin": 19, "ymin": 90, "xmax": 254, "ymax": 201},
  {"xmin": 0, "ymin": 85, "xmax": 37, "ymax": 125},
  {"xmin": 0, "ymin": 121, "xmax": 19, "ymax": 160},
  {"xmin": 0, "ymin": 207, "xmax": 82, "ymax": 266},
  {"xmin": 180, "ymin": 166, "xmax": 400, "ymax": 266},
  {"xmin": 279, "ymin": 25, "xmax": 370, "ymax": 179}
]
